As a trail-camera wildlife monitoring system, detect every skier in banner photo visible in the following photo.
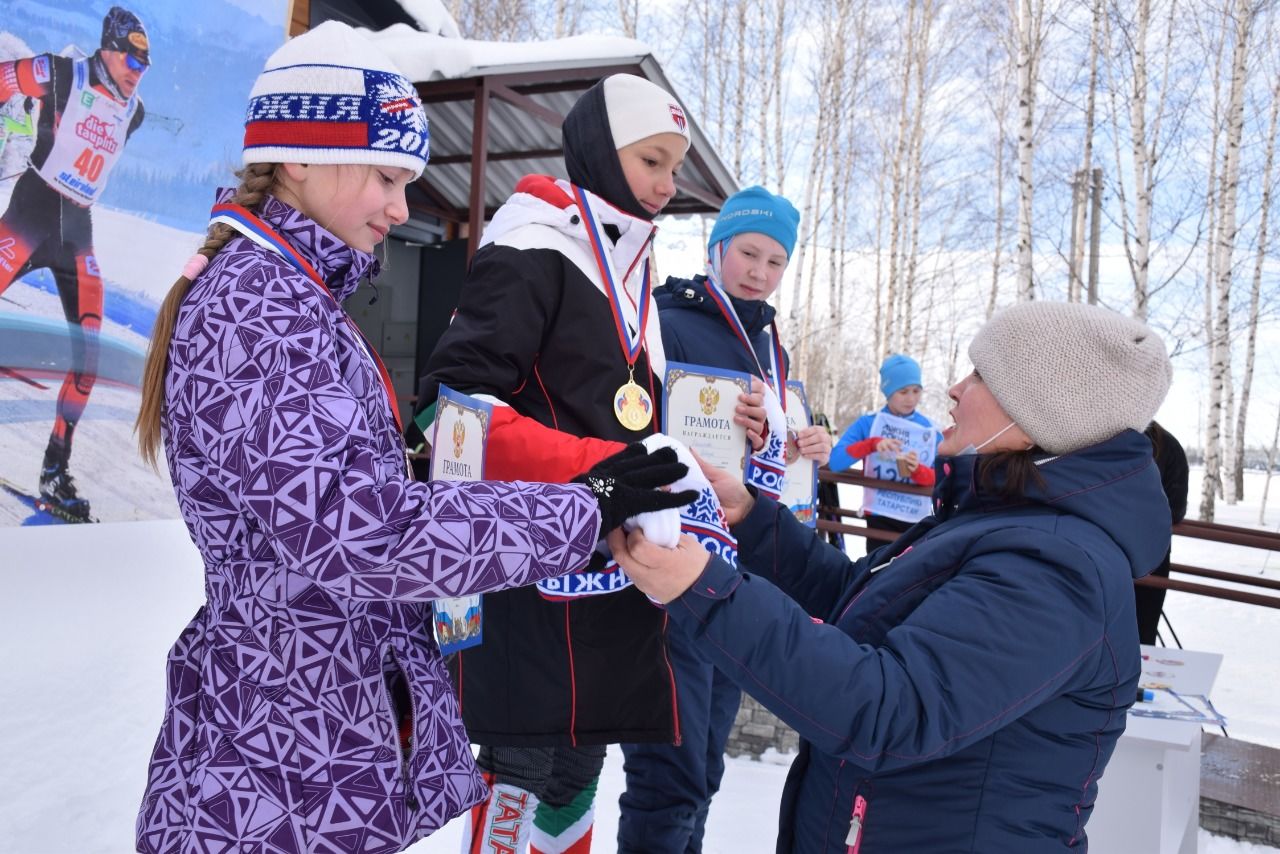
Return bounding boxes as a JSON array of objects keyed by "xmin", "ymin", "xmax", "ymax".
[{"xmin": 0, "ymin": 6, "xmax": 148, "ymax": 521}]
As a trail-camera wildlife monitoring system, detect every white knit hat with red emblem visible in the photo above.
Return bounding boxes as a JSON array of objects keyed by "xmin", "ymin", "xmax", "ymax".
[
  {"xmin": 602, "ymin": 74, "xmax": 692, "ymax": 151},
  {"xmin": 243, "ymin": 21, "xmax": 429, "ymax": 177}
]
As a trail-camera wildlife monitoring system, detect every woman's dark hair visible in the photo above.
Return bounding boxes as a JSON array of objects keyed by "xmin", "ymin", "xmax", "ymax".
[{"xmin": 974, "ymin": 449, "xmax": 1047, "ymax": 501}]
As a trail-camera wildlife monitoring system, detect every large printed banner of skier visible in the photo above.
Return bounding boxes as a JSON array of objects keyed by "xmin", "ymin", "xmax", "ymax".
[{"xmin": 0, "ymin": 1, "xmax": 286, "ymax": 525}]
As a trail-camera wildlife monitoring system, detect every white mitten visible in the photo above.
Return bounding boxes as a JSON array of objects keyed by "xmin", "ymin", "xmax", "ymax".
[{"xmin": 623, "ymin": 433, "xmax": 708, "ymax": 548}]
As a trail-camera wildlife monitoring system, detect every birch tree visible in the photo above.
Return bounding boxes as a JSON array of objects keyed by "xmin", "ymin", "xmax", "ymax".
[
  {"xmin": 1104, "ymin": 0, "xmax": 1200, "ymax": 321},
  {"xmin": 616, "ymin": 0, "xmax": 640, "ymax": 37},
  {"xmin": 1261, "ymin": 402, "xmax": 1280, "ymax": 525},
  {"xmin": 901, "ymin": 0, "xmax": 939, "ymax": 348},
  {"xmin": 786, "ymin": 0, "xmax": 856, "ymax": 378},
  {"xmin": 447, "ymin": 0, "xmax": 536, "ymax": 39},
  {"xmin": 1069, "ymin": 0, "xmax": 1103, "ymax": 301},
  {"xmin": 1229, "ymin": 58, "xmax": 1280, "ymax": 502},
  {"xmin": 1200, "ymin": 0, "xmax": 1257, "ymax": 522},
  {"xmin": 881, "ymin": 0, "xmax": 920, "ymax": 353},
  {"xmin": 1014, "ymin": 0, "xmax": 1044, "ymax": 300},
  {"xmin": 766, "ymin": 0, "xmax": 793, "ymax": 188},
  {"xmin": 978, "ymin": 4, "xmax": 1018, "ymax": 318},
  {"xmin": 784, "ymin": 24, "xmax": 836, "ymax": 363},
  {"xmin": 553, "ymin": 0, "xmax": 585, "ymax": 36},
  {"xmin": 1196, "ymin": 3, "xmax": 1228, "ymax": 461}
]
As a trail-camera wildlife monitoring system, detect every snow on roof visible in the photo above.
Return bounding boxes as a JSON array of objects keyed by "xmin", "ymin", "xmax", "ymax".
[
  {"xmin": 391, "ymin": 0, "xmax": 461, "ymax": 39},
  {"xmin": 362, "ymin": 2, "xmax": 735, "ymax": 216},
  {"xmin": 363, "ymin": 22, "xmax": 651, "ymax": 83}
]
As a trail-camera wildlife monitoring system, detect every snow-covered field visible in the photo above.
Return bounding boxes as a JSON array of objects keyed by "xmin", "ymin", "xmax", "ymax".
[
  {"xmin": 0, "ymin": 463, "xmax": 1275, "ymax": 852},
  {"xmin": 1163, "ymin": 469, "xmax": 1280, "ymax": 749}
]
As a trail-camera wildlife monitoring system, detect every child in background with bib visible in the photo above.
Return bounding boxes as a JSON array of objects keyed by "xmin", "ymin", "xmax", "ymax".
[{"xmin": 829, "ymin": 354, "xmax": 939, "ymax": 554}]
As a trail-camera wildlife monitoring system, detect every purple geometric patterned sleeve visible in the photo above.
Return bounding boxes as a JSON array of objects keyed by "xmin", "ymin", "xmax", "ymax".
[{"xmin": 183, "ymin": 291, "xmax": 600, "ymax": 601}]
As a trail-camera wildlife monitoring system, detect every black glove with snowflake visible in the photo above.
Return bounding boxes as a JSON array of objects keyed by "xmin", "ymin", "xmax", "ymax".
[{"xmin": 573, "ymin": 444, "xmax": 700, "ymax": 534}]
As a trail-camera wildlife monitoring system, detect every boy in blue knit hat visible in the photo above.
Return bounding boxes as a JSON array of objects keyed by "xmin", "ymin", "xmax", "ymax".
[
  {"xmin": 829, "ymin": 353, "xmax": 940, "ymax": 553},
  {"xmin": 618, "ymin": 186, "xmax": 830, "ymax": 853}
]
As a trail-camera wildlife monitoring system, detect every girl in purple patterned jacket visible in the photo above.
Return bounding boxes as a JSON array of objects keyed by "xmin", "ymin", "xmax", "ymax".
[{"xmin": 131, "ymin": 23, "xmax": 691, "ymax": 854}]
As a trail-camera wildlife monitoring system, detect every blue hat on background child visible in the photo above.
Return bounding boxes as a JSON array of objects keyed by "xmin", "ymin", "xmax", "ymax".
[
  {"xmin": 880, "ymin": 354, "xmax": 922, "ymax": 397},
  {"xmin": 243, "ymin": 21, "xmax": 430, "ymax": 178},
  {"xmin": 708, "ymin": 185, "xmax": 800, "ymax": 258}
]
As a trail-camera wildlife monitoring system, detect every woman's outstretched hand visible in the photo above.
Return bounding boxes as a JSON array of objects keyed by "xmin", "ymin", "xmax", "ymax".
[{"xmin": 608, "ymin": 528, "xmax": 711, "ymax": 604}]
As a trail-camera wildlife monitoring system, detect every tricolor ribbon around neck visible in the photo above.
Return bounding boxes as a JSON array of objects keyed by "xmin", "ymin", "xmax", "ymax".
[
  {"xmin": 209, "ymin": 202, "xmax": 405, "ymax": 433},
  {"xmin": 705, "ymin": 241, "xmax": 787, "ymax": 411},
  {"xmin": 571, "ymin": 185, "xmax": 652, "ymax": 371}
]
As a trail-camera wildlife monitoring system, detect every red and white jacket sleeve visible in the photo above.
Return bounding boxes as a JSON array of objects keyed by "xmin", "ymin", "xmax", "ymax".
[
  {"xmin": 417, "ymin": 243, "xmax": 625, "ymax": 484},
  {"xmin": 0, "ymin": 55, "xmax": 53, "ymax": 102}
]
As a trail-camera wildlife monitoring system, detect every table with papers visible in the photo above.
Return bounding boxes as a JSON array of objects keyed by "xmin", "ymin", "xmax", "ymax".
[{"xmin": 1088, "ymin": 645, "xmax": 1224, "ymax": 854}]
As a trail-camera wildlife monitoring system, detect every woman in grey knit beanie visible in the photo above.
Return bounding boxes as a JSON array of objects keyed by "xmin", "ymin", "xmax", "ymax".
[
  {"xmin": 956, "ymin": 301, "xmax": 1173, "ymax": 456},
  {"xmin": 608, "ymin": 301, "xmax": 1176, "ymax": 852}
]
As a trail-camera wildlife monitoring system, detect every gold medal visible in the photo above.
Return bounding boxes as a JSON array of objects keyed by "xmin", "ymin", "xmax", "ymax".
[
  {"xmin": 785, "ymin": 429, "xmax": 802, "ymax": 464},
  {"xmin": 614, "ymin": 373, "xmax": 654, "ymax": 431},
  {"xmin": 571, "ymin": 188, "xmax": 657, "ymax": 433}
]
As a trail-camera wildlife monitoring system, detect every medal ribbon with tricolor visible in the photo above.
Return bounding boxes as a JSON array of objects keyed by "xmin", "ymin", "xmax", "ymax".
[
  {"xmin": 210, "ymin": 202, "xmax": 405, "ymax": 434},
  {"xmin": 571, "ymin": 186, "xmax": 652, "ymax": 371},
  {"xmin": 705, "ymin": 240, "xmax": 787, "ymax": 411}
]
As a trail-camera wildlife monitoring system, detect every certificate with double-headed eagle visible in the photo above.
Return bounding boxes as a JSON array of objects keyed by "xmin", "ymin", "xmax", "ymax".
[
  {"xmin": 428, "ymin": 385, "xmax": 492, "ymax": 654},
  {"xmin": 663, "ymin": 362, "xmax": 752, "ymax": 481}
]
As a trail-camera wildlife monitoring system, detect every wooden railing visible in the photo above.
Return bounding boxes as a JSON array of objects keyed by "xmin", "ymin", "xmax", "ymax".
[{"xmin": 817, "ymin": 469, "xmax": 1280, "ymax": 609}]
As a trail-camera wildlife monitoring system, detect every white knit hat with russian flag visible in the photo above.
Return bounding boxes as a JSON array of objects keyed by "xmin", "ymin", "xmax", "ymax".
[{"xmin": 243, "ymin": 21, "xmax": 429, "ymax": 177}]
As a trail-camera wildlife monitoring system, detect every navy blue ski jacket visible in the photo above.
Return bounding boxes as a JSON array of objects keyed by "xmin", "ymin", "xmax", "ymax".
[
  {"xmin": 665, "ymin": 430, "xmax": 1170, "ymax": 852},
  {"xmin": 655, "ymin": 274, "xmax": 789, "ymax": 381}
]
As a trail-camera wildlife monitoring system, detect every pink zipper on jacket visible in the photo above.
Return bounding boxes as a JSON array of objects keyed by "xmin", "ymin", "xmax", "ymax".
[{"xmin": 845, "ymin": 794, "xmax": 868, "ymax": 854}]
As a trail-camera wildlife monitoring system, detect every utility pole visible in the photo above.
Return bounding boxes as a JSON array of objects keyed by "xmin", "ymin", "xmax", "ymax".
[
  {"xmin": 1088, "ymin": 167, "xmax": 1102, "ymax": 305},
  {"xmin": 1068, "ymin": 170, "xmax": 1084, "ymax": 300}
]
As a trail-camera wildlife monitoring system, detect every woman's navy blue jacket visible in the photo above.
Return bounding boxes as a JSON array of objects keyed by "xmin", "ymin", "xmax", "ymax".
[{"xmin": 666, "ymin": 430, "xmax": 1170, "ymax": 852}]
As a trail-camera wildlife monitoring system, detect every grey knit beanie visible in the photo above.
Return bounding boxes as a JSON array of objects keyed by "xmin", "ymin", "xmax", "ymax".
[{"xmin": 968, "ymin": 302, "xmax": 1172, "ymax": 455}]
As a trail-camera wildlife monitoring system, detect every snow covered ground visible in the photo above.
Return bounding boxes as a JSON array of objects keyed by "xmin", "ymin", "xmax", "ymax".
[
  {"xmin": 1162, "ymin": 469, "xmax": 1280, "ymax": 749},
  {"xmin": 0, "ymin": 465, "xmax": 1274, "ymax": 852},
  {"xmin": 405, "ymin": 747, "xmax": 1275, "ymax": 853}
]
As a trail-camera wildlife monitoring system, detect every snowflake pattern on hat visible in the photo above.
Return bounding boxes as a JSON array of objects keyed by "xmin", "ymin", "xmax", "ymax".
[{"xmin": 242, "ymin": 22, "xmax": 430, "ymax": 176}]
